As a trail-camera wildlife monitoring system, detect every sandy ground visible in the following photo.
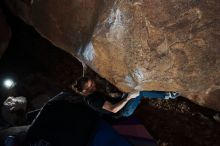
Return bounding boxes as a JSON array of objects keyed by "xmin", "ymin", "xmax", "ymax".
[{"xmin": 136, "ymin": 98, "xmax": 220, "ymax": 146}]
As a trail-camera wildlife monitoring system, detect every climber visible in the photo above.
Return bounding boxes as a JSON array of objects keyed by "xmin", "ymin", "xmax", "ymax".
[{"xmin": 72, "ymin": 76, "xmax": 180, "ymax": 118}]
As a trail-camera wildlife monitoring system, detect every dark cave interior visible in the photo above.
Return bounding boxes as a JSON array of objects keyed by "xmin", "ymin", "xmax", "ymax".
[{"xmin": 0, "ymin": 8, "xmax": 83, "ymax": 107}]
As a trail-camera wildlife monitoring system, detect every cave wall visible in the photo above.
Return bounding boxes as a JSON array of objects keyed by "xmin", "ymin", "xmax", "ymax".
[
  {"xmin": 0, "ymin": 8, "xmax": 11, "ymax": 58},
  {"xmin": 4, "ymin": 0, "xmax": 220, "ymax": 111}
]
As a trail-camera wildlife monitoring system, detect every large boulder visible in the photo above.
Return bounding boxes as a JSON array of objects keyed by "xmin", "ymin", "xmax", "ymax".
[
  {"xmin": 0, "ymin": 8, "xmax": 11, "ymax": 58},
  {"xmin": 4, "ymin": 0, "xmax": 220, "ymax": 111}
]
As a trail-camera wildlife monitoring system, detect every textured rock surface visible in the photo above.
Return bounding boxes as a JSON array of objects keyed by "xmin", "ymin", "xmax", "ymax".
[
  {"xmin": 4, "ymin": 0, "xmax": 103, "ymax": 54},
  {"xmin": 0, "ymin": 8, "xmax": 11, "ymax": 58},
  {"xmin": 4, "ymin": 0, "xmax": 220, "ymax": 111}
]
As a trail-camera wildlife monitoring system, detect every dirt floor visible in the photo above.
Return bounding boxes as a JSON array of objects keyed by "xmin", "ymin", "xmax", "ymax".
[
  {"xmin": 135, "ymin": 98, "xmax": 220, "ymax": 146},
  {"xmin": 0, "ymin": 3, "xmax": 220, "ymax": 146}
]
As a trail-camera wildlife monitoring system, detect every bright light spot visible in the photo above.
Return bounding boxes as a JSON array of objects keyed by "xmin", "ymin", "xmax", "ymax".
[{"xmin": 3, "ymin": 79, "xmax": 15, "ymax": 89}]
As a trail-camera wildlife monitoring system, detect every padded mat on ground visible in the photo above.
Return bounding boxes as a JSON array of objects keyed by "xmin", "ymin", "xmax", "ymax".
[{"xmin": 112, "ymin": 116, "xmax": 157, "ymax": 146}]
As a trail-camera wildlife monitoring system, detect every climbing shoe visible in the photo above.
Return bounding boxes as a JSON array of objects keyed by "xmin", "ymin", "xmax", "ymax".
[{"xmin": 164, "ymin": 92, "xmax": 180, "ymax": 99}]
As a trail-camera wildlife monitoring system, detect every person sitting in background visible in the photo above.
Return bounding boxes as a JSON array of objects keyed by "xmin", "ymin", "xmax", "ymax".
[{"xmin": 72, "ymin": 76, "xmax": 180, "ymax": 118}]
